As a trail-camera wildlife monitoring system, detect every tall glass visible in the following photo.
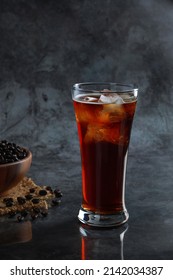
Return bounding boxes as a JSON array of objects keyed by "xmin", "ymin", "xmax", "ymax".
[{"xmin": 72, "ymin": 83, "xmax": 138, "ymax": 227}]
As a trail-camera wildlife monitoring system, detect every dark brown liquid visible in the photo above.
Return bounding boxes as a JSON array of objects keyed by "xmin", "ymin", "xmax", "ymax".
[{"xmin": 73, "ymin": 94, "xmax": 136, "ymax": 214}]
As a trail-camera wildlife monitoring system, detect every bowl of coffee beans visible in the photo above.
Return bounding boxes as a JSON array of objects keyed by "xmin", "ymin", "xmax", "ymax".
[{"xmin": 0, "ymin": 140, "xmax": 32, "ymax": 194}]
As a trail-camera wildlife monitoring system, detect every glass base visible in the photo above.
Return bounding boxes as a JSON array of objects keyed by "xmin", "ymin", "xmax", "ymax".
[{"xmin": 78, "ymin": 207, "xmax": 129, "ymax": 228}]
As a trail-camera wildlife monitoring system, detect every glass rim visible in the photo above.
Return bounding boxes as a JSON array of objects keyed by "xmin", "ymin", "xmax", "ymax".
[{"xmin": 72, "ymin": 82, "xmax": 138, "ymax": 93}]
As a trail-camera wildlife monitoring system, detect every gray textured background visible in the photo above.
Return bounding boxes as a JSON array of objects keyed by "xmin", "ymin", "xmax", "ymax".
[
  {"xmin": 1, "ymin": 0, "xmax": 173, "ymax": 157},
  {"xmin": 0, "ymin": 0, "xmax": 173, "ymax": 260},
  {"xmin": 1, "ymin": 0, "xmax": 173, "ymax": 203}
]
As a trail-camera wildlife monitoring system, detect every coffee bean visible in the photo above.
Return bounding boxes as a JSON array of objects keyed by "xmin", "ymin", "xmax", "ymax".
[
  {"xmin": 25, "ymin": 194, "xmax": 33, "ymax": 200},
  {"xmin": 5, "ymin": 201, "xmax": 14, "ymax": 207},
  {"xmin": 46, "ymin": 186, "xmax": 53, "ymax": 193},
  {"xmin": 21, "ymin": 210, "xmax": 28, "ymax": 217},
  {"xmin": 3, "ymin": 197, "xmax": 13, "ymax": 203},
  {"xmin": 31, "ymin": 213, "xmax": 38, "ymax": 220},
  {"xmin": 54, "ymin": 189, "xmax": 63, "ymax": 198},
  {"xmin": 52, "ymin": 198, "xmax": 60, "ymax": 206},
  {"xmin": 39, "ymin": 190, "xmax": 47, "ymax": 196},
  {"xmin": 33, "ymin": 207, "xmax": 40, "ymax": 214},
  {"xmin": 41, "ymin": 211, "xmax": 48, "ymax": 217},
  {"xmin": 32, "ymin": 198, "xmax": 40, "ymax": 204},
  {"xmin": 17, "ymin": 215, "xmax": 24, "ymax": 222},
  {"xmin": 17, "ymin": 196, "xmax": 26, "ymax": 205},
  {"xmin": 0, "ymin": 140, "xmax": 28, "ymax": 164}
]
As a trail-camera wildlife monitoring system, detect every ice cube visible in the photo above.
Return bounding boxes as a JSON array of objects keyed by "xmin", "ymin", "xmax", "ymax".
[
  {"xmin": 100, "ymin": 104, "xmax": 125, "ymax": 123},
  {"xmin": 84, "ymin": 124, "xmax": 122, "ymax": 144},
  {"xmin": 99, "ymin": 93, "xmax": 124, "ymax": 104},
  {"xmin": 121, "ymin": 94, "xmax": 133, "ymax": 103},
  {"xmin": 84, "ymin": 96, "xmax": 98, "ymax": 102}
]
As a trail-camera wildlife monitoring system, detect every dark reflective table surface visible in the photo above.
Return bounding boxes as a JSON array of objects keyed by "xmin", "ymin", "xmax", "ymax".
[{"xmin": 0, "ymin": 152, "xmax": 173, "ymax": 260}]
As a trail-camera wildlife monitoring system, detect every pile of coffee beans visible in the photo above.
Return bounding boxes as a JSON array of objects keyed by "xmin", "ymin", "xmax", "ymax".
[
  {"xmin": 4, "ymin": 186, "xmax": 63, "ymax": 222},
  {"xmin": 0, "ymin": 140, "xmax": 28, "ymax": 164}
]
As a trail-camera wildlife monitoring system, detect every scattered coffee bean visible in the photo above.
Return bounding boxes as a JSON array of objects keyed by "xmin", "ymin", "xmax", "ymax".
[
  {"xmin": 46, "ymin": 186, "xmax": 53, "ymax": 193},
  {"xmin": 39, "ymin": 190, "xmax": 47, "ymax": 196},
  {"xmin": 17, "ymin": 196, "xmax": 26, "ymax": 205},
  {"xmin": 25, "ymin": 194, "xmax": 33, "ymax": 200},
  {"xmin": 21, "ymin": 210, "xmax": 28, "ymax": 217},
  {"xmin": 0, "ymin": 177, "xmax": 63, "ymax": 222},
  {"xmin": 5, "ymin": 201, "xmax": 14, "ymax": 207},
  {"xmin": 52, "ymin": 198, "xmax": 60, "ymax": 206},
  {"xmin": 3, "ymin": 197, "xmax": 13, "ymax": 203},
  {"xmin": 54, "ymin": 189, "xmax": 63, "ymax": 198},
  {"xmin": 41, "ymin": 211, "xmax": 48, "ymax": 217},
  {"xmin": 17, "ymin": 215, "xmax": 24, "ymax": 222},
  {"xmin": 31, "ymin": 213, "xmax": 38, "ymax": 220},
  {"xmin": 33, "ymin": 207, "xmax": 40, "ymax": 214},
  {"xmin": 32, "ymin": 198, "xmax": 40, "ymax": 204}
]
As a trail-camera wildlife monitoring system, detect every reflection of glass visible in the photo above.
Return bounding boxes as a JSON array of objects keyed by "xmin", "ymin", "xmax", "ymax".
[
  {"xmin": 72, "ymin": 83, "xmax": 138, "ymax": 227},
  {"xmin": 0, "ymin": 221, "xmax": 32, "ymax": 245},
  {"xmin": 80, "ymin": 224, "xmax": 128, "ymax": 260}
]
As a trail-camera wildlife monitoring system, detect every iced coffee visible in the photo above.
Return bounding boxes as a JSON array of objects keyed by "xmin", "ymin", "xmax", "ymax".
[{"xmin": 72, "ymin": 83, "xmax": 138, "ymax": 227}]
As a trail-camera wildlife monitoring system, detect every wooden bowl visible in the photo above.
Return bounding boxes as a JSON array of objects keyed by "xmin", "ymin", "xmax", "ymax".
[{"xmin": 0, "ymin": 149, "xmax": 32, "ymax": 194}]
